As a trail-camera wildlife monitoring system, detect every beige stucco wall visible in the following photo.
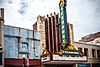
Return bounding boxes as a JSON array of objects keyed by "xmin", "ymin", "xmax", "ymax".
[
  {"xmin": 37, "ymin": 16, "xmax": 46, "ymax": 54},
  {"xmin": 73, "ymin": 42, "xmax": 100, "ymax": 63}
]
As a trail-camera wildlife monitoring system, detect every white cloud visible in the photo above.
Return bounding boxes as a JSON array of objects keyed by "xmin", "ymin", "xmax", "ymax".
[
  {"xmin": 1, "ymin": 0, "xmax": 59, "ymax": 29},
  {"xmin": 0, "ymin": 0, "xmax": 100, "ymax": 41}
]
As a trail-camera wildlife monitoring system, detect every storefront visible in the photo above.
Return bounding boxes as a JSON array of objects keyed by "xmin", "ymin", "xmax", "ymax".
[
  {"xmin": 41, "ymin": 46, "xmax": 88, "ymax": 67},
  {"xmin": 43, "ymin": 64, "xmax": 74, "ymax": 67},
  {"xmin": 5, "ymin": 58, "xmax": 41, "ymax": 67}
]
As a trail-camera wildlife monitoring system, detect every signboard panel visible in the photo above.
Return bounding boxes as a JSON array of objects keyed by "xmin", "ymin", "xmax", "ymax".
[
  {"xmin": 78, "ymin": 63, "xmax": 90, "ymax": 67},
  {"xmin": 41, "ymin": 55, "xmax": 50, "ymax": 62},
  {"xmin": 62, "ymin": 50, "xmax": 80, "ymax": 54},
  {"xmin": 53, "ymin": 54, "xmax": 87, "ymax": 61},
  {"xmin": 60, "ymin": 0, "xmax": 68, "ymax": 45}
]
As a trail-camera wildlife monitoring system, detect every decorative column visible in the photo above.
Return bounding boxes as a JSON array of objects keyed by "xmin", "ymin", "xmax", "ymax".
[{"xmin": 0, "ymin": 8, "xmax": 4, "ymax": 66}]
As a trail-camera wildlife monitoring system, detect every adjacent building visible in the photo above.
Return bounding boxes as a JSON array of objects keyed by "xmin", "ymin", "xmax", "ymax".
[
  {"xmin": 73, "ymin": 42, "xmax": 100, "ymax": 66},
  {"xmin": 0, "ymin": 8, "xmax": 41, "ymax": 67},
  {"xmin": 0, "ymin": 8, "xmax": 4, "ymax": 66},
  {"xmin": 4, "ymin": 25, "xmax": 41, "ymax": 67},
  {"xmin": 79, "ymin": 32, "xmax": 100, "ymax": 45}
]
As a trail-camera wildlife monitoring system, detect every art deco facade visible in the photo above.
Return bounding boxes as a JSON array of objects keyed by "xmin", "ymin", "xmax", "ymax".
[
  {"xmin": 34, "ymin": 14, "xmax": 100, "ymax": 67},
  {"xmin": 45, "ymin": 13, "xmax": 62, "ymax": 53},
  {"xmin": 33, "ymin": 16, "xmax": 46, "ymax": 54},
  {"xmin": 33, "ymin": 13, "xmax": 63, "ymax": 54},
  {"xmin": 0, "ymin": 8, "xmax": 4, "ymax": 66},
  {"xmin": 33, "ymin": 0, "xmax": 100, "ymax": 66},
  {"xmin": 33, "ymin": 13, "xmax": 75, "ymax": 54}
]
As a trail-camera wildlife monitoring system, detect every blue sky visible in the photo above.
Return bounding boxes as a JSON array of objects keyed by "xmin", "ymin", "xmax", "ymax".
[{"xmin": 0, "ymin": 0, "xmax": 100, "ymax": 41}]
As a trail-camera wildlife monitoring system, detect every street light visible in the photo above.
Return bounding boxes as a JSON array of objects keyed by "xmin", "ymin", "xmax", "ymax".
[{"xmin": 23, "ymin": 54, "xmax": 25, "ymax": 67}]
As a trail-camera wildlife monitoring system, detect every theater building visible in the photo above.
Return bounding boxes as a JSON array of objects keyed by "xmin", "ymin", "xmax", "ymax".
[
  {"xmin": 33, "ymin": 0, "xmax": 100, "ymax": 67},
  {"xmin": 34, "ymin": 14, "xmax": 88, "ymax": 67}
]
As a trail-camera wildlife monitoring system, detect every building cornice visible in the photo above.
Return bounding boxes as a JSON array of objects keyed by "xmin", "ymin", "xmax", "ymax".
[{"xmin": 74, "ymin": 41, "xmax": 100, "ymax": 47}]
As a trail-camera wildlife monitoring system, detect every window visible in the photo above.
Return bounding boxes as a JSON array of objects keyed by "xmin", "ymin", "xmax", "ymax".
[
  {"xmin": 62, "ymin": 29, "xmax": 65, "ymax": 34},
  {"xmin": 0, "ymin": 43, "xmax": 1, "ymax": 46},
  {"xmin": 62, "ymin": 39, "xmax": 65, "ymax": 43},
  {"xmin": 92, "ymin": 49, "xmax": 96, "ymax": 58},
  {"xmin": 62, "ymin": 25, "xmax": 64, "ymax": 30},
  {"xmin": 61, "ymin": 15, "xmax": 64, "ymax": 20},
  {"xmin": 62, "ymin": 35, "xmax": 65, "ymax": 39},
  {"xmin": 61, "ymin": 20, "xmax": 64, "ymax": 25},
  {"xmin": 60, "ymin": 6, "xmax": 63, "ymax": 11},
  {"xmin": 61, "ymin": 11, "xmax": 64, "ymax": 16},
  {"xmin": 97, "ymin": 50, "xmax": 100, "ymax": 58},
  {"xmin": 19, "ymin": 42, "xmax": 28, "ymax": 53},
  {"xmin": 60, "ymin": 3, "xmax": 62, "ymax": 7},
  {"xmin": 95, "ymin": 40, "xmax": 100, "ymax": 44},
  {"xmin": 0, "ymin": 53, "xmax": 2, "ymax": 65},
  {"xmin": 78, "ymin": 47, "xmax": 82, "ymax": 52},
  {"xmin": 84, "ymin": 48, "xmax": 88, "ymax": 56}
]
